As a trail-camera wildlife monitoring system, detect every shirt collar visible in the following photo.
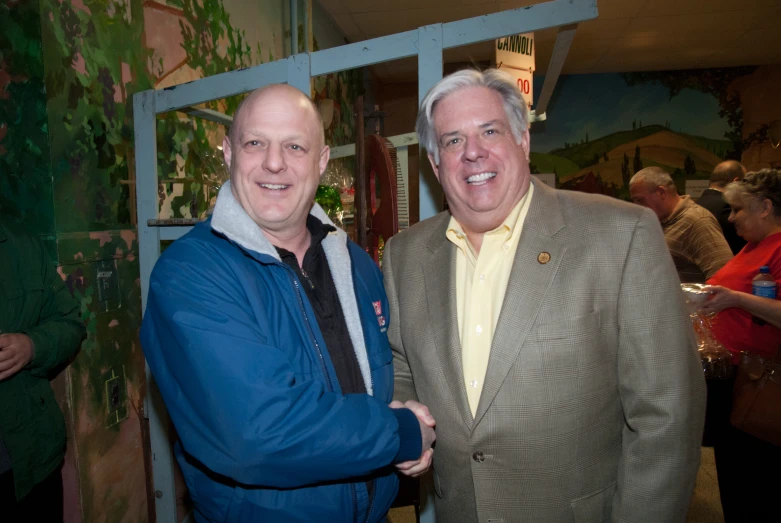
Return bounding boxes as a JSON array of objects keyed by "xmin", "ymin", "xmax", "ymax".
[
  {"xmin": 661, "ymin": 194, "xmax": 693, "ymax": 227},
  {"xmin": 446, "ymin": 183, "xmax": 534, "ymax": 249},
  {"xmin": 275, "ymin": 215, "xmax": 335, "ymax": 260},
  {"xmin": 210, "ymin": 180, "xmax": 343, "ymax": 259}
]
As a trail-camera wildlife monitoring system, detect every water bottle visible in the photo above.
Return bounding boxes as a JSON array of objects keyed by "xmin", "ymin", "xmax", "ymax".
[{"xmin": 752, "ymin": 266, "xmax": 777, "ymax": 299}]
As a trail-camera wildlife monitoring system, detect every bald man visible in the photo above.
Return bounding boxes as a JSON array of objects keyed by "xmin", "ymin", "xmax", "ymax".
[
  {"xmin": 141, "ymin": 85, "xmax": 435, "ymax": 522},
  {"xmin": 698, "ymin": 160, "xmax": 748, "ymax": 254}
]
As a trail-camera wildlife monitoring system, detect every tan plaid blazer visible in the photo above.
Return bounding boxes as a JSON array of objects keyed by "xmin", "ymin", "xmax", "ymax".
[{"xmin": 383, "ymin": 180, "xmax": 706, "ymax": 523}]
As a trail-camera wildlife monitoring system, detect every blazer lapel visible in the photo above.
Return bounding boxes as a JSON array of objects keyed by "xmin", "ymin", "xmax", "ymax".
[
  {"xmin": 473, "ymin": 181, "xmax": 567, "ymax": 426},
  {"xmin": 423, "ymin": 220, "xmax": 474, "ymax": 429}
]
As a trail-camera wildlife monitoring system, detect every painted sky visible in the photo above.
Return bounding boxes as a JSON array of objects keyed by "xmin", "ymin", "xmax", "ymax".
[{"xmin": 530, "ymin": 73, "xmax": 731, "ymax": 154}]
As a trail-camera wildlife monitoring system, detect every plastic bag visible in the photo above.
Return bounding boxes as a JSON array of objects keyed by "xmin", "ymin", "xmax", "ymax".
[{"xmin": 680, "ymin": 284, "xmax": 734, "ymax": 379}]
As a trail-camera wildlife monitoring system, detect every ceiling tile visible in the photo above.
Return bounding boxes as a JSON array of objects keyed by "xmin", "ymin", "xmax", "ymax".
[
  {"xmin": 574, "ymin": 16, "xmax": 631, "ymax": 41},
  {"xmin": 617, "ymin": 9, "xmax": 769, "ymax": 50},
  {"xmin": 316, "ymin": 0, "xmax": 781, "ymax": 81},
  {"xmin": 317, "ymin": 0, "xmax": 348, "ymax": 16},
  {"xmin": 331, "ymin": 13, "xmax": 364, "ymax": 41},
  {"xmin": 594, "ymin": 42, "xmax": 764, "ymax": 73},
  {"xmin": 726, "ymin": 32, "xmax": 781, "ymax": 64},
  {"xmin": 343, "ymin": 0, "xmax": 497, "ymax": 14},
  {"xmin": 745, "ymin": 7, "xmax": 781, "ymax": 31},
  {"xmin": 497, "ymin": 0, "xmax": 540, "ymax": 9},
  {"xmin": 561, "ymin": 37, "xmax": 615, "ymax": 73},
  {"xmin": 637, "ymin": 0, "xmax": 780, "ymax": 17},
  {"xmin": 588, "ymin": 0, "xmax": 647, "ymax": 20},
  {"xmin": 355, "ymin": 4, "xmax": 497, "ymax": 38},
  {"xmin": 560, "ymin": 54, "xmax": 601, "ymax": 75}
]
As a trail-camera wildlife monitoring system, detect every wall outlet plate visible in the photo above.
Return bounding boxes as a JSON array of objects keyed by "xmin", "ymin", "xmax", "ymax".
[
  {"xmin": 95, "ymin": 259, "xmax": 121, "ymax": 312},
  {"xmin": 102, "ymin": 367, "xmax": 129, "ymax": 428}
]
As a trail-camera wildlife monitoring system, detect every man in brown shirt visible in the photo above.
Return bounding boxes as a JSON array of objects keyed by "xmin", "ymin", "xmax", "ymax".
[{"xmin": 630, "ymin": 166, "xmax": 733, "ymax": 283}]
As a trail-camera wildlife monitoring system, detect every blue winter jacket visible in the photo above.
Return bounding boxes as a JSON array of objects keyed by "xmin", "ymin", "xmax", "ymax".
[{"xmin": 141, "ymin": 183, "xmax": 421, "ymax": 522}]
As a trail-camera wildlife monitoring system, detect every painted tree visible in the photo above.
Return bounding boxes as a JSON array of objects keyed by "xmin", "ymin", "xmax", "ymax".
[
  {"xmin": 684, "ymin": 154, "xmax": 697, "ymax": 175},
  {"xmin": 621, "ymin": 152, "xmax": 631, "ymax": 188},
  {"xmin": 633, "ymin": 145, "xmax": 643, "ymax": 174}
]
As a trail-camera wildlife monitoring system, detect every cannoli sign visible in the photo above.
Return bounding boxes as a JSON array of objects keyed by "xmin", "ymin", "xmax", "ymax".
[
  {"xmin": 496, "ymin": 32, "xmax": 535, "ymax": 109},
  {"xmin": 496, "ymin": 33, "xmax": 535, "ymax": 71}
]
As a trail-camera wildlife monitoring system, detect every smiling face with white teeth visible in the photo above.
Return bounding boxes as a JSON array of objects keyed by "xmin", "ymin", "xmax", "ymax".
[
  {"xmin": 223, "ymin": 85, "xmax": 329, "ymax": 251},
  {"xmin": 429, "ymin": 85, "xmax": 531, "ymax": 239}
]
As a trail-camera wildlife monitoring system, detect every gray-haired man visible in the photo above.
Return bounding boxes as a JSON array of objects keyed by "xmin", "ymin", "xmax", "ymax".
[
  {"xmin": 383, "ymin": 68, "xmax": 706, "ymax": 523},
  {"xmin": 630, "ymin": 166, "xmax": 733, "ymax": 282}
]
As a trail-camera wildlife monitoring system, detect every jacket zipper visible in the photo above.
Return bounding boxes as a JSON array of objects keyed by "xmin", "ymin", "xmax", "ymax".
[
  {"xmin": 283, "ymin": 262, "xmax": 372, "ymax": 523},
  {"xmin": 364, "ymin": 483, "xmax": 376, "ymax": 523},
  {"xmin": 300, "ymin": 267, "xmax": 315, "ymax": 290}
]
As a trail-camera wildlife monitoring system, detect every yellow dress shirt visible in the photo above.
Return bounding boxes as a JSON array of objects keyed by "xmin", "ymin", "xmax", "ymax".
[{"xmin": 446, "ymin": 184, "xmax": 534, "ymax": 416}]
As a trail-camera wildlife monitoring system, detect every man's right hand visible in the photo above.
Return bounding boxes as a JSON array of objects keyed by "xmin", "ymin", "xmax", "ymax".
[
  {"xmin": 391, "ymin": 400, "xmax": 436, "ymax": 477},
  {"xmin": 0, "ymin": 333, "xmax": 35, "ymax": 381}
]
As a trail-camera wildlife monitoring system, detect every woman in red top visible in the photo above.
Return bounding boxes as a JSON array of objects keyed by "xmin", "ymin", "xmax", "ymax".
[
  {"xmin": 699, "ymin": 168, "xmax": 781, "ymax": 523},
  {"xmin": 703, "ymin": 174, "xmax": 781, "ymax": 355}
]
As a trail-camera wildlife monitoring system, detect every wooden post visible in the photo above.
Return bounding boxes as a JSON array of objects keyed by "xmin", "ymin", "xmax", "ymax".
[
  {"xmin": 306, "ymin": 0, "xmax": 315, "ymax": 95},
  {"xmin": 306, "ymin": 0, "xmax": 314, "ymax": 53},
  {"xmin": 355, "ymin": 96, "xmax": 367, "ymax": 250}
]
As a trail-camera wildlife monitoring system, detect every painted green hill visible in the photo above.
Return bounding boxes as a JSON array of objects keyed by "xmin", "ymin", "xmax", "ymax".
[
  {"xmin": 680, "ymin": 133, "xmax": 733, "ymax": 158},
  {"xmin": 557, "ymin": 128, "xmax": 724, "ymax": 197},
  {"xmin": 529, "ymin": 152, "xmax": 580, "ymax": 177},
  {"xmin": 550, "ymin": 125, "xmax": 668, "ymax": 168}
]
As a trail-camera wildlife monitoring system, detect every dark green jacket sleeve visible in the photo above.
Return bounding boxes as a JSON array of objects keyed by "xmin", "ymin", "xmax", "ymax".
[{"xmin": 19, "ymin": 235, "xmax": 85, "ymax": 377}]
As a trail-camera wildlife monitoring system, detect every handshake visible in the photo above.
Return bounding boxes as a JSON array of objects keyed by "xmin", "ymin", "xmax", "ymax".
[{"xmin": 390, "ymin": 400, "xmax": 436, "ymax": 477}]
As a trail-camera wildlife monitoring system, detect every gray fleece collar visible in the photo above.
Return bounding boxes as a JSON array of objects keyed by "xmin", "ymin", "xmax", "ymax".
[{"xmin": 210, "ymin": 181, "xmax": 373, "ymax": 395}]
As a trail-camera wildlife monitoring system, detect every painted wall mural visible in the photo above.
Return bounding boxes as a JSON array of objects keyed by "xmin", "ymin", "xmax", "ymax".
[
  {"xmin": 2, "ymin": 0, "xmax": 281, "ymax": 521},
  {"xmin": 0, "ymin": 0, "xmax": 55, "ymax": 245},
  {"xmin": 3, "ymin": 0, "xmax": 365, "ymax": 521},
  {"xmin": 151, "ymin": 0, "xmax": 261, "ymax": 220},
  {"xmin": 529, "ymin": 67, "xmax": 762, "ymax": 200}
]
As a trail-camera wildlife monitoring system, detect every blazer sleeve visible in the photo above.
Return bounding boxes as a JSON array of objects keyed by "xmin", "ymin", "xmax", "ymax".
[
  {"xmin": 612, "ymin": 209, "xmax": 706, "ymax": 522},
  {"xmin": 140, "ymin": 240, "xmax": 419, "ymax": 488},
  {"xmin": 382, "ymin": 236, "xmax": 419, "ymax": 404}
]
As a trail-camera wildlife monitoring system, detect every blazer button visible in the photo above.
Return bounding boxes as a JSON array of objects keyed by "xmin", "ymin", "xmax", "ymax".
[{"xmin": 472, "ymin": 451, "xmax": 484, "ymax": 463}]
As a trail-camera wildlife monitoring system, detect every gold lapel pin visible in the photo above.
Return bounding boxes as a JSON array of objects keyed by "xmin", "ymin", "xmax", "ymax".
[{"xmin": 537, "ymin": 252, "xmax": 551, "ymax": 264}]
